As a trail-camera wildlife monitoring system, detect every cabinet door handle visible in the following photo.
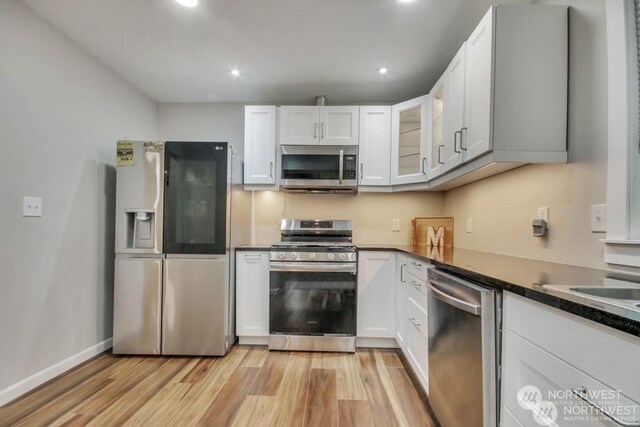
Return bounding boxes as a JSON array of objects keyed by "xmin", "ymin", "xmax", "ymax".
[
  {"xmin": 422, "ymin": 157, "xmax": 427, "ymax": 174},
  {"xmin": 409, "ymin": 316, "xmax": 421, "ymax": 327},
  {"xmin": 360, "ymin": 163, "xmax": 364, "ymax": 180},
  {"xmin": 269, "ymin": 161, "xmax": 274, "ymax": 178},
  {"xmin": 454, "ymin": 130, "xmax": 462, "ymax": 153},
  {"xmin": 461, "ymin": 127, "xmax": 468, "ymax": 150},
  {"xmin": 321, "ymin": 122, "xmax": 325, "ymax": 139},
  {"xmin": 338, "ymin": 149, "xmax": 344, "ymax": 185},
  {"xmin": 314, "ymin": 122, "xmax": 318, "ymax": 139},
  {"xmin": 400, "ymin": 264, "xmax": 406, "ymax": 282},
  {"xmin": 411, "ymin": 280, "xmax": 422, "ymax": 289},
  {"xmin": 572, "ymin": 387, "xmax": 640, "ymax": 426},
  {"xmin": 437, "ymin": 145, "xmax": 444, "ymax": 165}
]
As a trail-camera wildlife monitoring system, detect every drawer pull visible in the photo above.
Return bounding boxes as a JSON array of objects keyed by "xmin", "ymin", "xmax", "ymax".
[
  {"xmin": 411, "ymin": 280, "xmax": 422, "ymax": 289},
  {"xmin": 409, "ymin": 316, "xmax": 421, "ymax": 327},
  {"xmin": 572, "ymin": 387, "xmax": 640, "ymax": 426}
]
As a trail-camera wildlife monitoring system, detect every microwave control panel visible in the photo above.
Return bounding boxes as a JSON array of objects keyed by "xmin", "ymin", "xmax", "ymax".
[{"xmin": 343, "ymin": 155, "xmax": 357, "ymax": 180}]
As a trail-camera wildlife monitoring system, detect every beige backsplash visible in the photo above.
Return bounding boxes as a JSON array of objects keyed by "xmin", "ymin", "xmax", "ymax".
[
  {"xmin": 443, "ymin": 163, "xmax": 607, "ymax": 270},
  {"xmin": 251, "ymin": 191, "xmax": 445, "ymax": 245}
]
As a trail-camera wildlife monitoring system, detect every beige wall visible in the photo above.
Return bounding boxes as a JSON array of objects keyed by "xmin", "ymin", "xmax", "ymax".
[
  {"xmin": 443, "ymin": 0, "xmax": 608, "ymax": 269},
  {"xmin": 253, "ymin": 191, "xmax": 445, "ymax": 245}
]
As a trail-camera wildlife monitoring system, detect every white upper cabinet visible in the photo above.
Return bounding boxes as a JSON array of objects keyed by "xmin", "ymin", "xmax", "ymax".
[
  {"xmin": 443, "ymin": 44, "xmax": 467, "ymax": 171},
  {"xmin": 244, "ymin": 106, "xmax": 277, "ymax": 185},
  {"xmin": 391, "ymin": 95, "xmax": 430, "ymax": 185},
  {"xmin": 428, "ymin": 45, "xmax": 466, "ymax": 179},
  {"xmin": 462, "ymin": 8, "xmax": 493, "ymax": 162},
  {"xmin": 428, "ymin": 75, "xmax": 446, "ymax": 179},
  {"xmin": 319, "ymin": 106, "xmax": 359, "ymax": 145},
  {"xmin": 359, "ymin": 106, "xmax": 391, "ymax": 186},
  {"xmin": 279, "ymin": 106, "xmax": 320, "ymax": 145},
  {"xmin": 428, "ymin": 5, "xmax": 568, "ymax": 189},
  {"xmin": 279, "ymin": 106, "xmax": 359, "ymax": 146}
]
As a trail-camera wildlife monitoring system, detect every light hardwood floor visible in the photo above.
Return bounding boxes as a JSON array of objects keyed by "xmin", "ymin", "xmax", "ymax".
[{"xmin": 0, "ymin": 346, "xmax": 438, "ymax": 426}]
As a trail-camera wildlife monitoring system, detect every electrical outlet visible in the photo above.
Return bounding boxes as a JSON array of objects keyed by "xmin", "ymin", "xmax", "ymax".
[
  {"xmin": 392, "ymin": 219, "xmax": 400, "ymax": 232},
  {"xmin": 537, "ymin": 207, "xmax": 549, "ymax": 224},
  {"xmin": 591, "ymin": 204, "xmax": 606, "ymax": 233},
  {"xmin": 466, "ymin": 217, "xmax": 472, "ymax": 233},
  {"xmin": 23, "ymin": 196, "xmax": 42, "ymax": 217}
]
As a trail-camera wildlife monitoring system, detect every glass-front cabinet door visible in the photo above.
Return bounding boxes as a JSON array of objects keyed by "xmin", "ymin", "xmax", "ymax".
[
  {"xmin": 163, "ymin": 141, "xmax": 228, "ymax": 255},
  {"xmin": 429, "ymin": 79, "xmax": 446, "ymax": 179},
  {"xmin": 391, "ymin": 95, "xmax": 430, "ymax": 185}
]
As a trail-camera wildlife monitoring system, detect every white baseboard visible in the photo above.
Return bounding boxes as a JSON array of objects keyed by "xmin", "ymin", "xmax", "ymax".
[
  {"xmin": 356, "ymin": 337, "xmax": 399, "ymax": 349},
  {"xmin": 238, "ymin": 336, "xmax": 269, "ymax": 346},
  {"xmin": 0, "ymin": 338, "xmax": 113, "ymax": 407}
]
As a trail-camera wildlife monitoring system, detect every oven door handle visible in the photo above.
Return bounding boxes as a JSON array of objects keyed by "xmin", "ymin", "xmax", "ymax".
[{"xmin": 270, "ymin": 262, "xmax": 357, "ymax": 274}]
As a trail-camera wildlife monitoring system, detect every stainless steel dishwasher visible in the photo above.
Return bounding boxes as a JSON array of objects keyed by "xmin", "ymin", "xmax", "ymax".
[{"xmin": 427, "ymin": 269, "xmax": 501, "ymax": 427}]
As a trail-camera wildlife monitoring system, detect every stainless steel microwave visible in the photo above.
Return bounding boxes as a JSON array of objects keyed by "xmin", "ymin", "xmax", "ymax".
[{"xmin": 279, "ymin": 145, "xmax": 358, "ymax": 193}]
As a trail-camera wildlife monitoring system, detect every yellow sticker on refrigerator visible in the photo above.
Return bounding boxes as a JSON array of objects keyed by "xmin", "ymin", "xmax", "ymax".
[{"xmin": 116, "ymin": 141, "xmax": 134, "ymax": 166}]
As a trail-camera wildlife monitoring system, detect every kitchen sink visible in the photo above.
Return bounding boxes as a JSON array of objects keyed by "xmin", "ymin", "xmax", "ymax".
[
  {"xmin": 542, "ymin": 281, "xmax": 640, "ymax": 322},
  {"xmin": 569, "ymin": 287, "xmax": 640, "ymax": 300}
]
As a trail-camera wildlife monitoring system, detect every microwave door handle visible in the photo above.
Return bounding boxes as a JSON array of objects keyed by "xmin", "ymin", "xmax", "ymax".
[{"xmin": 339, "ymin": 149, "xmax": 344, "ymax": 185}]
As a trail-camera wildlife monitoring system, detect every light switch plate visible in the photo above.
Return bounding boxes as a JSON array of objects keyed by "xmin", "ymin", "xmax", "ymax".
[
  {"xmin": 466, "ymin": 217, "xmax": 472, "ymax": 233},
  {"xmin": 392, "ymin": 219, "xmax": 400, "ymax": 232},
  {"xmin": 591, "ymin": 204, "xmax": 606, "ymax": 233},
  {"xmin": 23, "ymin": 196, "xmax": 42, "ymax": 217}
]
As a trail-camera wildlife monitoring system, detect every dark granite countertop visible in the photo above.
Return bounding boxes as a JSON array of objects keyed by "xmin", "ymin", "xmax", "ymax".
[
  {"xmin": 358, "ymin": 244, "xmax": 640, "ymax": 338},
  {"xmin": 237, "ymin": 243, "xmax": 640, "ymax": 337}
]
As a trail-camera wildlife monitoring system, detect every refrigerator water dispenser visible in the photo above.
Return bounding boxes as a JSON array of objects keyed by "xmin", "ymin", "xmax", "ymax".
[{"xmin": 125, "ymin": 211, "xmax": 155, "ymax": 249}]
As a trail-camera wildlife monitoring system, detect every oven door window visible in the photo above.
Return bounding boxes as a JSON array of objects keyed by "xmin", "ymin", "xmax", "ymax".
[
  {"xmin": 269, "ymin": 270, "xmax": 356, "ymax": 336},
  {"xmin": 281, "ymin": 155, "xmax": 340, "ymax": 180}
]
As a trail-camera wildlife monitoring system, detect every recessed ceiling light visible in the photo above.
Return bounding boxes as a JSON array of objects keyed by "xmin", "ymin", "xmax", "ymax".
[
  {"xmin": 175, "ymin": 0, "xmax": 197, "ymax": 7},
  {"xmin": 377, "ymin": 67, "xmax": 389, "ymax": 75},
  {"xmin": 398, "ymin": 0, "xmax": 415, "ymax": 3},
  {"xmin": 230, "ymin": 68, "xmax": 240, "ymax": 77}
]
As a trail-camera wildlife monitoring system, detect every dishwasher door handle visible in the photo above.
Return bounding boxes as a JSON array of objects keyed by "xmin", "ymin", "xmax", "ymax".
[{"xmin": 427, "ymin": 282, "xmax": 482, "ymax": 315}]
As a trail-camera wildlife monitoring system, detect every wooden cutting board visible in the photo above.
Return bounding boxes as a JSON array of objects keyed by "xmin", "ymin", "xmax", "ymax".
[{"xmin": 411, "ymin": 217, "xmax": 454, "ymax": 247}]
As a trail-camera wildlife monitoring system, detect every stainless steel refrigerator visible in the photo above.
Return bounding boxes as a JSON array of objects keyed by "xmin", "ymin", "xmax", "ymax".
[{"xmin": 113, "ymin": 141, "xmax": 250, "ymax": 356}]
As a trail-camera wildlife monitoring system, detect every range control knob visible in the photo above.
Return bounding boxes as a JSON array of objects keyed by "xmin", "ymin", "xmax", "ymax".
[
  {"xmin": 308, "ymin": 253, "xmax": 316, "ymax": 260},
  {"xmin": 327, "ymin": 253, "xmax": 335, "ymax": 261},
  {"xmin": 290, "ymin": 252, "xmax": 298, "ymax": 260},
  {"xmin": 278, "ymin": 252, "xmax": 286, "ymax": 260},
  {"xmin": 339, "ymin": 253, "xmax": 346, "ymax": 261}
]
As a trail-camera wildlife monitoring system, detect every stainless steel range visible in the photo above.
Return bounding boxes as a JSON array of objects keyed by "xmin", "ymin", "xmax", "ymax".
[{"xmin": 269, "ymin": 219, "xmax": 357, "ymax": 352}]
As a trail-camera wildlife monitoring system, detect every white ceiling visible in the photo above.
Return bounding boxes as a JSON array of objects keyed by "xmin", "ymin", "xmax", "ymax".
[{"xmin": 22, "ymin": 0, "xmax": 531, "ymax": 104}]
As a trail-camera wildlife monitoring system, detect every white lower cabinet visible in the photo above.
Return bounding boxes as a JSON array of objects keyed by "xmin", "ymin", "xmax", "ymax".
[
  {"xmin": 235, "ymin": 251, "xmax": 270, "ymax": 341},
  {"xmin": 502, "ymin": 293, "xmax": 640, "ymax": 427},
  {"xmin": 395, "ymin": 254, "xmax": 408, "ymax": 349},
  {"xmin": 405, "ymin": 293, "xmax": 428, "ymax": 392},
  {"xmin": 357, "ymin": 251, "xmax": 396, "ymax": 339},
  {"xmin": 395, "ymin": 254, "xmax": 431, "ymax": 395}
]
